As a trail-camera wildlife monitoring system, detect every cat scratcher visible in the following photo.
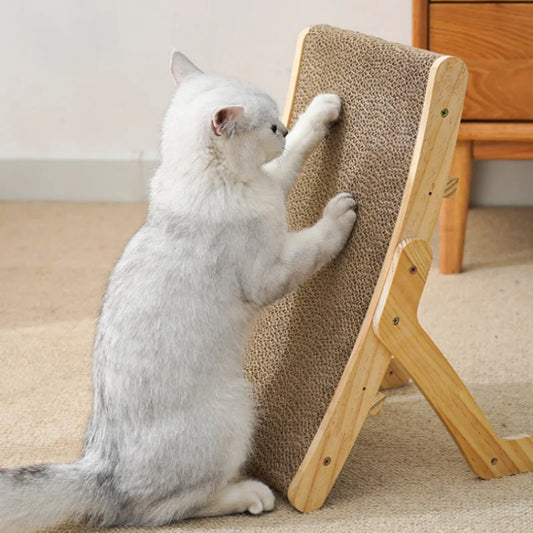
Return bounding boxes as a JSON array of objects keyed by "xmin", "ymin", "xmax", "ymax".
[{"xmin": 244, "ymin": 25, "xmax": 533, "ymax": 512}]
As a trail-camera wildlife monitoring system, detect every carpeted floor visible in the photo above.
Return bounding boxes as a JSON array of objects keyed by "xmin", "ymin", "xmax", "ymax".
[{"xmin": 1, "ymin": 202, "xmax": 532, "ymax": 532}]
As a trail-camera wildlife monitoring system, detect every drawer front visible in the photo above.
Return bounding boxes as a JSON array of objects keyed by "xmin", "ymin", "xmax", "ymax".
[{"xmin": 429, "ymin": 3, "xmax": 533, "ymax": 120}]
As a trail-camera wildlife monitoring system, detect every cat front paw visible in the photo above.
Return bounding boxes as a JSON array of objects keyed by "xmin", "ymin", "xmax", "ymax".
[
  {"xmin": 322, "ymin": 192, "xmax": 357, "ymax": 256},
  {"xmin": 323, "ymin": 192, "xmax": 357, "ymax": 225},
  {"xmin": 304, "ymin": 93, "xmax": 342, "ymax": 136}
]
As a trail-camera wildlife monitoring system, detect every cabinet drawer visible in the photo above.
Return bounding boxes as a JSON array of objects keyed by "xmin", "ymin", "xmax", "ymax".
[{"xmin": 429, "ymin": 3, "xmax": 533, "ymax": 120}]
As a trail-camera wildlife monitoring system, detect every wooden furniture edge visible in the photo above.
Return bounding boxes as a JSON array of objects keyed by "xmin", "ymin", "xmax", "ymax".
[
  {"xmin": 413, "ymin": 0, "xmax": 429, "ymax": 49},
  {"xmin": 458, "ymin": 122, "xmax": 533, "ymax": 142},
  {"xmin": 286, "ymin": 55, "xmax": 467, "ymax": 512},
  {"xmin": 373, "ymin": 238, "xmax": 533, "ymax": 478},
  {"xmin": 472, "ymin": 141, "xmax": 533, "ymax": 160}
]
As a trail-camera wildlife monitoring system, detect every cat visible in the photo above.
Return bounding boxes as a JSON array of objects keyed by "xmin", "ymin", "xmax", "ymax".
[{"xmin": 0, "ymin": 51, "xmax": 357, "ymax": 532}]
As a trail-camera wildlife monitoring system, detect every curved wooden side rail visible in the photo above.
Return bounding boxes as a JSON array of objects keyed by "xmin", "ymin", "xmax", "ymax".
[
  {"xmin": 374, "ymin": 239, "xmax": 533, "ymax": 479},
  {"xmin": 287, "ymin": 54, "xmax": 468, "ymax": 512}
]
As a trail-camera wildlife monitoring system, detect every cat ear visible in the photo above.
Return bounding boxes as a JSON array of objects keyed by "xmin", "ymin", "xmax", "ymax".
[
  {"xmin": 211, "ymin": 106, "xmax": 245, "ymax": 138},
  {"xmin": 170, "ymin": 51, "xmax": 202, "ymax": 85}
]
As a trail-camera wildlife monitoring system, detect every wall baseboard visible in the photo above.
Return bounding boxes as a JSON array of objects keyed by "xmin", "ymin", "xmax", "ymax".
[
  {"xmin": 0, "ymin": 159, "xmax": 159, "ymax": 202},
  {"xmin": 1, "ymin": 158, "xmax": 532, "ymax": 205}
]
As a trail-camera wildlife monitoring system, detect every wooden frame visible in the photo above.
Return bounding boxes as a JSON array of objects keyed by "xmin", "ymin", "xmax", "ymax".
[
  {"xmin": 374, "ymin": 239, "xmax": 533, "ymax": 479},
  {"xmin": 281, "ymin": 28, "xmax": 533, "ymax": 513}
]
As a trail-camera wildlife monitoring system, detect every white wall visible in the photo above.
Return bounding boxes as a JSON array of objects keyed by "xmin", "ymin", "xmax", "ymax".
[{"xmin": 1, "ymin": 0, "xmax": 531, "ymax": 204}]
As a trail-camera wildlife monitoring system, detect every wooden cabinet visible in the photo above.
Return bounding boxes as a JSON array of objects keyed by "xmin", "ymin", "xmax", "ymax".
[
  {"xmin": 430, "ymin": 3, "xmax": 533, "ymax": 120},
  {"xmin": 413, "ymin": 0, "xmax": 533, "ymax": 273}
]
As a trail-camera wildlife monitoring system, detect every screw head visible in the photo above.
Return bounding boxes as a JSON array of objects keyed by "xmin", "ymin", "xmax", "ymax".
[
  {"xmin": 440, "ymin": 108, "xmax": 449, "ymax": 118},
  {"xmin": 323, "ymin": 457, "xmax": 332, "ymax": 467},
  {"xmin": 392, "ymin": 316, "xmax": 400, "ymax": 326},
  {"xmin": 409, "ymin": 265, "xmax": 417, "ymax": 274}
]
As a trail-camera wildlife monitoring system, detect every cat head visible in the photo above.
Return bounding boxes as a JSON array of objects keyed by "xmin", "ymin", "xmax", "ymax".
[{"xmin": 161, "ymin": 52, "xmax": 287, "ymax": 172}]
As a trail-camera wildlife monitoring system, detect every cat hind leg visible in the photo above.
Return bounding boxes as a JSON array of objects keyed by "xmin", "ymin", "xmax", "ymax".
[
  {"xmin": 190, "ymin": 479, "xmax": 275, "ymax": 518},
  {"xmin": 136, "ymin": 480, "xmax": 274, "ymax": 525}
]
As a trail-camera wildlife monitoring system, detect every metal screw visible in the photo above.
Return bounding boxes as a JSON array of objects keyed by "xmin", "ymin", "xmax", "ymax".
[
  {"xmin": 392, "ymin": 317, "xmax": 400, "ymax": 326},
  {"xmin": 409, "ymin": 265, "xmax": 417, "ymax": 274},
  {"xmin": 323, "ymin": 457, "xmax": 332, "ymax": 467},
  {"xmin": 491, "ymin": 457, "xmax": 498, "ymax": 465},
  {"xmin": 440, "ymin": 108, "xmax": 449, "ymax": 118}
]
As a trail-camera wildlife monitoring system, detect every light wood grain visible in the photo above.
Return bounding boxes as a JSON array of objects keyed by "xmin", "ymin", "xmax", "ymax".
[
  {"xmin": 459, "ymin": 122, "xmax": 533, "ymax": 142},
  {"xmin": 473, "ymin": 141, "xmax": 533, "ymax": 160},
  {"xmin": 430, "ymin": 4, "xmax": 533, "ymax": 60},
  {"xmin": 374, "ymin": 239, "xmax": 533, "ymax": 479},
  {"xmin": 429, "ymin": 3, "xmax": 533, "ymax": 120},
  {"xmin": 287, "ymin": 54, "xmax": 467, "ymax": 512},
  {"xmin": 282, "ymin": 28, "xmax": 309, "ymax": 128},
  {"xmin": 461, "ymin": 62, "xmax": 533, "ymax": 120},
  {"xmin": 439, "ymin": 141, "xmax": 472, "ymax": 274}
]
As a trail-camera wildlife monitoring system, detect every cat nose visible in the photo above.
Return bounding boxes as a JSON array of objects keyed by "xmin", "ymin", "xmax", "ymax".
[{"xmin": 281, "ymin": 126, "xmax": 288, "ymax": 137}]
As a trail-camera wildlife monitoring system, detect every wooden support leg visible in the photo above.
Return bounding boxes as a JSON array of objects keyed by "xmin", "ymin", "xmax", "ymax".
[
  {"xmin": 288, "ymin": 330, "xmax": 392, "ymax": 512},
  {"xmin": 439, "ymin": 140, "xmax": 472, "ymax": 273},
  {"xmin": 374, "ymin": 239, "xmax": 533, "ymax": 478}
]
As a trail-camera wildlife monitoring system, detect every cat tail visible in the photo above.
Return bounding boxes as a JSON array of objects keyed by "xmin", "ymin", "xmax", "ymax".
[{"xmin": 0, "ymin": 461, "xmax": 95, "ymax": 533}]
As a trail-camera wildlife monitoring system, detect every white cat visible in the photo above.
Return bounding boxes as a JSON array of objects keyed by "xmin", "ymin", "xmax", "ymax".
[{"xmin": 0, "ymin": 52, "xmax": 356, "ymax": 532}]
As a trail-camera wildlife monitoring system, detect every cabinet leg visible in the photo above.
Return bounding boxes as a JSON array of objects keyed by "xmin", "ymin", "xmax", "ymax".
[{"xmin": 439, "ymin": 140, "xmax": 472, "ymax": 273}]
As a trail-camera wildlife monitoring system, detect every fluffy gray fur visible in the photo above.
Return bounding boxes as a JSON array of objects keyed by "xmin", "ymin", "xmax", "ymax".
[{"xmin": 0, "ymin": 52, "xmax": 357, "ymax": 532}]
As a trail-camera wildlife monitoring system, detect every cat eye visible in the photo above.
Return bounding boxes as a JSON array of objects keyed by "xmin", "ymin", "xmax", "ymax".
[{"xmin": 271, "ymin": 124, "xmax": 277, "ymax": 133}]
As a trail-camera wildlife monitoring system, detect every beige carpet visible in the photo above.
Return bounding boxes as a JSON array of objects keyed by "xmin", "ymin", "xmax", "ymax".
[{"xmin": 1, "ymin": 202, "xmax": 532, "ymax": 533}]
